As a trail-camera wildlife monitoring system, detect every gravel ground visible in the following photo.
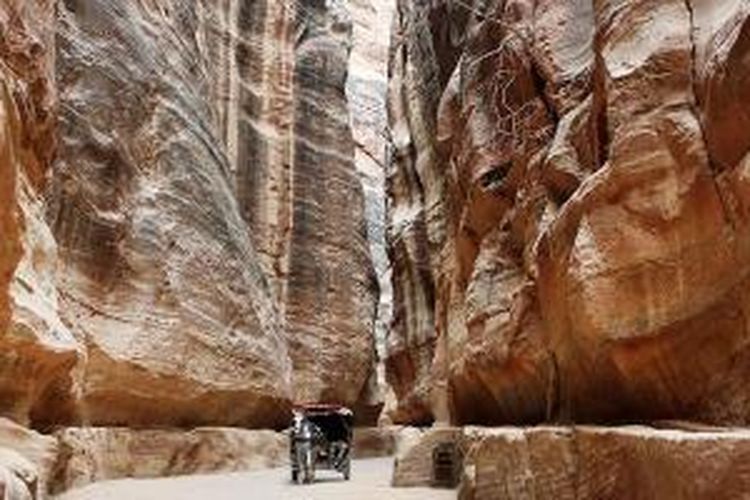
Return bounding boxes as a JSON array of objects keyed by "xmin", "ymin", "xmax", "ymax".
[{"xmin": 56, "ymin": 457, "xmax": 457, "ymax": 500}]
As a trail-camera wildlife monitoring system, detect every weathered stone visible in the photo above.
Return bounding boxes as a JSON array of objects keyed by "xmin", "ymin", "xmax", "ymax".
[
  {"xmin": 0, "ymin": 0, "xmax": 80, "ymax": 428},
  {"xmin": 346, "ymin": 0, "xmax": 396, "ymax": 426},
  {"xmin": 0, "ymin": 0, "xmax": 380, "ymax": 428},
  {"xmin": 387, "ymin": 0, "xmax": 750, "ymax": 426},
  {"xmin": 47, "ymin": 0, "xmax": 293, "ymax": 428},
  {"xmin": 385, "ymin": 0, "xmax": 469, "ymax": 424},
  {"xmin": 284, "ymin": 0, "xmax": 377, "ymax": 409},
  {"xmin": 0, "ymin": 450, "xmax": 35, "ymax": 500},
  {"xmin": 459, "ymin": 426, "xmax": 750, "ymax": 500},
  {"xmin": 391, "ymin": 427, "xmax": 463, "ymax": 487},
  {"xmin": 0, "ymin": 419, "xmax": 58, "ymax": 497},
  {"xmin": 51, "ymin": 427, "xmax": 288, "ymax": 495},
  {"xmin": 352, "ymin": 426, "xmax": 401, "ymax": 459},
  {"xmin": 691, "ymin": 0, "xmax": 750, "ymax": 172}
]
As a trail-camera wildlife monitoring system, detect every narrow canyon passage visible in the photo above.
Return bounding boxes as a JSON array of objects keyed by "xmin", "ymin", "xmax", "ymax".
[
  {"xmin": 56, "ymin": 458, "xmax": 455, "ymax": 500},
  {"xmin": 1, "ymin": 0, "xmax": 750, "ymax": 499}
]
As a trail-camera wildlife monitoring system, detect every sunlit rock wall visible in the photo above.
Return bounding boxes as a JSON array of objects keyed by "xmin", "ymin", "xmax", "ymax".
[
  {"xmin": 48, "ymin": 0, "xmax": 292, "ymax": 428},
  {"xmin": 347, "ymin": 0, "xmax": 396, "ymax": 422},
  {"xmin": 0, "ymin": 0, "xmax": 379, "ymax": 429},
  {"xmin": 0, "ymin": 0, "xmax": 79, "ymax": 428},
  {"xmin": 386, "ymin": 0, "xmax": 750, "ymax": 425}
]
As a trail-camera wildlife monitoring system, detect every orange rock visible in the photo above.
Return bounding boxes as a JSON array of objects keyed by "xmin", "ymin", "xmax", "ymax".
[
  {"xmin": 0, "ymin": 0, "xmax": 80, "ymax": 428},
  {"xmin": 387, "ymin": 0, "xmax": 750, "ymax": 425},
  {"xmin": 1, "ymin": 0, "xmax": 380, "ymax": 428}
]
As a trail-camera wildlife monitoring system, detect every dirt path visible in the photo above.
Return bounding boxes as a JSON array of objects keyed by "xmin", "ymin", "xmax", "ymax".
[{"xmin": 56, "ymin": 457, "xmax": 457, "ymax": 500}]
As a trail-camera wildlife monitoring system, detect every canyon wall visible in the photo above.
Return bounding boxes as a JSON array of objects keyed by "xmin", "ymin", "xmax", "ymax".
[
  {"xmin": 0, "ymin": 0, "xmax": 79, "ymax": 428},
  {"xmin": 0, "ymin": 0, "xmax": 379, "ymax": 429},
  {"xmin": 49, "ymin": 0, "xmax": 291, "ymax": 428},
  {"xmin": 386, "ymin": 0, "xmax": 750, "ymax": 425},
  {"xmin": 346, "ymin": 0, "xmax": 396, "ymax": 422}
]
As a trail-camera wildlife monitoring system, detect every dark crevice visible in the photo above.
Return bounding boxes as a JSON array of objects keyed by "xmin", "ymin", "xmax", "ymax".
[
  {"xmin": 529, "ymin": 58, "xmax": 558, "ymax": 124},
  {"xmin": 684, "ymin": 0, "xmax": 701, "ymax": 111},
  {"xmin": 591, "ymin": 49, "xmax": 610, "ymax": 171},
  {"xmin": 428, "ymin": 2, "xmax": 469, "ymax": 88},
  {"xmin": 682, "ymin": 0, "xmax": 737, "ymax": 232},
  {"xmin": 545, "ymin": 349, "xmax": 561, "ymax": 421},
  {"xmin": 682, "ymin": 0, "xmax": 717, "ymax": 172},
  {"xmin": 479, "ymin": 161, "xmax": 511, "ymax": 190}
]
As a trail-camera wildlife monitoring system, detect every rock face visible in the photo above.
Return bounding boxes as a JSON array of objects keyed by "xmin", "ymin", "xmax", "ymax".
[
  {"xmin": 351, "ymin": 426, "xmax": 401, "ymax": 459},
  {"xmin": 459, "ymin": 426, "xmax": 750, "ymax": 500},
  {"xmin": 0, "ymin": 0, "xmax": 379, "ymax": 428},
  {"xmin": 348, "ymin": 0, "xmax": 395, "ymax": 350},
  {"xmin": 346, "ymin": 0, "xmax": 397, "ymax": 423},
  {"xmin": 387, "ymin": 425, "xmax": 750, "ymax": 499},
  {"xmin": 51, "ymin": 427, "xmax": 288, "ymax": 494},
  {"xmin": 0, "ymin": 451, "xmax": 35, "ymax": 500},
  {"xmin": 0, "ymin": 0, "xmax": 80, "ymax": 428},
  {"xmin": 391, "ymin": 426, "xmax": 463, "ymax": 487},
  {"xmin": 49, "ymin": 0, "xmax": 292, "ymax": 428},
  {"xmin": 386, "ymin": 0, "xmax": 750, "ymax": 425},
  {"xmin": 0, "ymin": 418, "xmax": 58, "ymax": 498},
  {"xmin": 284, "ymin": 0, "xmax": 377, "ymax": 409}
]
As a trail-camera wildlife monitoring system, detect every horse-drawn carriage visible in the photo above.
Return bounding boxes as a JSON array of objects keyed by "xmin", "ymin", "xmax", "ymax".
[{"xmin": 289, "ymin": 404, "xmax": 353, "ymax": 484}]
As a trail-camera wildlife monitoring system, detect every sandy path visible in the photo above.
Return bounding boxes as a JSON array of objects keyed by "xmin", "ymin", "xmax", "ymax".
[{"xmin": 56, "ymin": 457, "xmax": 457, "ymax": 500}]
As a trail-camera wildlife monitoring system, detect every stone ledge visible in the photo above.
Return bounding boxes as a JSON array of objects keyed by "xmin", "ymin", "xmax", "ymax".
[
  {"xmin": 390, "ymin": 425, "xmax": 750, "ymax": 498},
  {"xmin": 460, "ymin": 426, "xmax": 750, "ymax": 500},
  {"xmin": 51, "ymin": 427, "xmax": 288, "ymax": 495}
]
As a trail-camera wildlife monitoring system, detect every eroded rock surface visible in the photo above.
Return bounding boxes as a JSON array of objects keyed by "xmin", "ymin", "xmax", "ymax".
[
  {"xmin": 352, "ymin": 426, "xmax": 401, "ymax": 459},
  {"xmin": 0, "ymin": 0, "xmax": 80, "ymax": 428},
  {"xmin": 391, "ymin": 426, "xmax": 463, "ymax": 487},
  {"xmin": 0, "ymin": 451, "xmax": 35, "ymax": 500},
  {"xmin": 0, "ymin": 0, "xmax": 380, "ymax": 428},
  {"xmin": 51, "ymin": 427, "xmax": 288, "ymax": 494},
  {"xmin": 459, "ymin": 426, "xmax": 750, "ymax": 500},
  {"xmin": 0, "ymin": 418, "xmax": 58, "ymax": 498},
  {"xmin": 285, "ymin": 0, "xmax": 377, "ymax": 409},
  {"xmin": 48, "ymin": 0, "xmax": 292, "ymax": 428},
  {"xmin": 386, "ymin": 0, "xmax": 750, "ymax": 425},
  {"xmin": 346, "ymin": 0, "xmax": 397, "ymax": 426}
]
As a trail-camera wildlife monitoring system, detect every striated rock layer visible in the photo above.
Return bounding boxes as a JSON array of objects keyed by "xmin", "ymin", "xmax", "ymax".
[
  {"xmin": 0, "ymin": 0, "xmax": 79, "ymax": 428},
  {"xmin": 285, "ymin": 0, "xmax": 377, "ymax": 408},
  {"xmin": 48, "ymin": 0, "xmax": 292, "ymax": 428},
  {"xmin": 346, "ymin": 0, "xmax": 397, "ymax": 423},
  {"xmin": 0, "ymin": 0, "xmax": 379, "ymax": 428},
  {"xmin": 386, "ymin": 0, "xmax": 750, "ymax": 425}
]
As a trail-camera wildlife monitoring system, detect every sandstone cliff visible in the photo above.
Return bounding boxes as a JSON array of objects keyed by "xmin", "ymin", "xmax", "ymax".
[
  {"xmin": 386, "ymin": 0, "xmax": 750, "ymax": 425},
  {"xmin": 0, "ymin": 0, "xmax": 79, "ymax": 428},
  {"xmin": 347, "ymin": 0, "xmax": 396, "ymax": 422},
  {"xmin": 0, "ymin": 0, "xmax": 379, "ymax": 429}
]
